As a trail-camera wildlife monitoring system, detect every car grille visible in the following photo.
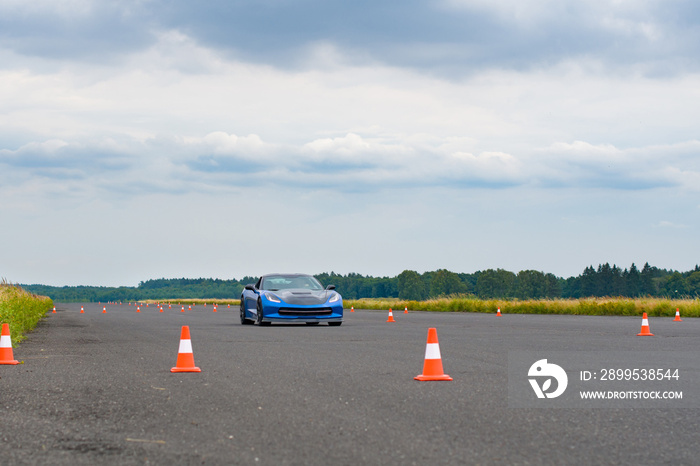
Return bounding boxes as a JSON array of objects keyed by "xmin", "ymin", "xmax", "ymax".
[
  {"xmin": 278, "ymin": 307, "xmax": 333, "ymax": 316},
  {"xmin": 283, "ymin": 295, "xmax": 327, "ymax": 305}
]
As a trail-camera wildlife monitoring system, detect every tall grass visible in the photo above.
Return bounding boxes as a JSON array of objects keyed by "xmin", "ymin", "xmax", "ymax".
[
  {"xmin": 139, "ymin": 295, "xmax": 699, "ymax": 317},
  {"xmin": 344, "ymin": 296, "xmax": 700, "ymax": 317},
  {"xmin": 141, "ymin": 298, "xmax": 241, "ymax": 306},
  {"xmin": 0, "ymin": 279, "xmax": 53, "ymax": 345}
]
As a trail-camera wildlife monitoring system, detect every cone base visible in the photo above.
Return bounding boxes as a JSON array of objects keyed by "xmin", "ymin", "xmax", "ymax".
[
  {"xmin": 637, "ymin": 332, "xmax": 654, "ymax": 336},
  {"xmin": 171, "ymin": 366, "xmax": 201, "ymax": 373},
  {"xmin": 387, "ymin": 319, "xmax": 395, "ymax": 322},
  {"xmin": 674, "ymin": 318, "xmax": 682, "ymax": 322},
  {"xmin": 414, "ymin": 374, "xmax": 453, "ymax": 381}
]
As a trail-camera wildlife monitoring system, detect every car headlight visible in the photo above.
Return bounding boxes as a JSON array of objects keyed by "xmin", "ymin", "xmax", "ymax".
[
  {"xmin": 329, "ymin": 292, "xmax": 341, "ymax": 303},
  {"xmin": 264, "ymin": 292, "xmax": 281, "ymax": 303}
]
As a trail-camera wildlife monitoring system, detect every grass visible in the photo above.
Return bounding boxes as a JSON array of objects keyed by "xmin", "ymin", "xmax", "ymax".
[
  {"xmin": 0, "ymin": 280, "xmax": 54, "ymax": 345},
  {"xmin": 134, "ymin": 295, "xmax": 699, "ymax": 317},
  {"xmin": 140, "ymin": 298, "xmax": 241, "ymax": 306},
  {"xmin": 344, "ymin": 296, "xmax": 700, "ymax": 317}
]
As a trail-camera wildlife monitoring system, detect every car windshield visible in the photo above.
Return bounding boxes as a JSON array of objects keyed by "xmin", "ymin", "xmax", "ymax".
[{"xmin": 262, "ymin": 275, "xmax": 324, "ymax": 291}]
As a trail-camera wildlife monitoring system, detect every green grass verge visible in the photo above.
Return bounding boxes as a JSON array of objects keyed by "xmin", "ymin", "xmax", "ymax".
[
  {"xmin": 344, "ymin": 296, "xmax": 700, "ymax": 317},
  {"xmin": 141, "ymin": 298, "xmax": 241, "ymax": 306},
  {"xmin": 136, "ymin": 295, "xmax": 699, "ymax": 318},
  {"xmin": 0, "ymin": 282, "xmax": 54, "ymax": 345}
]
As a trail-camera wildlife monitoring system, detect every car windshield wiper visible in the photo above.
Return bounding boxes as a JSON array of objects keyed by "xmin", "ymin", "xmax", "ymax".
[{"xmin": 268, "ymin": 288, "xmax": 279, "ymax": 291}]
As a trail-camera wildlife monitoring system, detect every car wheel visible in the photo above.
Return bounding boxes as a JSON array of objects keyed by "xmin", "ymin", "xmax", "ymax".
[
  {"xmin": 240, "ymin": 298, "xmax": 253, "ymax": 325},
  {"xmin": 257, "ymin": 300, "xmax": 271, "ymax": 326},
  {"xmin": 329, "ymin": 322, "xmax": 342, "ymax": 326}
]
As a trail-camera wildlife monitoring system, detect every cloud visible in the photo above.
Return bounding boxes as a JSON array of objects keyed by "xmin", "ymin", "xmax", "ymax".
[
  {"xmin": 152, "ymin": 0, "xmax": 700, "ymax": 76},
  {"xmin": 1, "ymin": 0, "xmax": 698, "ymax": 77},
  {"xmin": 0, "ymin": 138, "xmax": 133, "ymax": 176},
  {"xmin": 533, "ymin": 140, "xmax": 700, "ymax": 190},
  {"xmin": 0, "ymin": 1, "xmax": 155, "ymax": 62},
  {"xmin": 1, "ymin": 4, "xmax": 699, "ymax": 199},
  {"xmin": 655, "ymin": 220, "xmax": 688, "ymax": 229},
  {"xmin": 5, "ymin": 130, "xmax": 698, "ymax": 200},
  {"xmin": 176, "ymin": 131, "xmax": 526, "ymax": 189}
]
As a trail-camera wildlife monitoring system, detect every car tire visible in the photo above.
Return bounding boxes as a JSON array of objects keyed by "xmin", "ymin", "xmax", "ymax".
[
  {"xmin": 240, "ymin": 298, "xmax": 253, "ymax": 325},
  {"xmin": 329, "ymin": 322, "xmax": 342, "ymax": 326},
  {"xmin": 257, "ymin": 300, "xmax": 271, "ymax": 326}
]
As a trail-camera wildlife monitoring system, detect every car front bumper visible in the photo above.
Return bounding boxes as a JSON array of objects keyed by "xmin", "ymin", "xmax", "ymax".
[{"xmin": 260, "ymin": 301, "xmax": 344, "ymax": 323}]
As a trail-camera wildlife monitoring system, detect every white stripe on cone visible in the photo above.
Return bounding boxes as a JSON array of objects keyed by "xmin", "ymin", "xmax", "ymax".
[
  {"xmin": 424, "ymin": 343, "xmax": 441, "ymax": 360},
  {"xmin": 178, "ymin": 339, "xmax": 193, "ymax": 354},
  {"xmin": 642, "ymin": 318, "xmax": 649, "ymax": 326},
  {"xmin": 0, "ymin": 335, "xmax": 11, "ymax": 348}
]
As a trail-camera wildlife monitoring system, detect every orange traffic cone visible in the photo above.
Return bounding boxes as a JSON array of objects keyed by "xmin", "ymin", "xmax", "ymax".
[
  {"xmin": 496, "ymin": 307, "xmax": 502, "ymax": 316},
  {"xmin": 102, "ymin": 306, "xmax": 107, "ymax": 314},
  {"xmin": 169, "ymin": 304, "xmax": 172, "ymax": 309},
  {"xmin": 387, "ymin": 309, "xmax": 396, "ymax": 322},
  {"xmin": 213, "ymin": 305, "xmax": 217, "ymax": 313},
  {"xmin": 171, "ymin": 326, "xmax": 201, "ymax": 373},
  {"xmin": 0, "ymin": 323, "xmax": 19, "ymax": 365},
  {"xmin": 159, "ymin": 306, "xmax": 163, "ymax": 313},
  {"xmin": 674, "ymin": 308, "xmax": 682, "ymax": 322},
  {"xmin": 404, "ymin": 307, "xmax": 408, "ymax": 314},
  {"xmin": 415, "ymin": 328, "xmax": 452, "ymax": 381},
  {"xmin": 137, "ymin": 306, "xmax": 141, "ymax": 313},
  {"xmin": 350, "ymin": 306, "xmax": 354, "ymax": 312},
  {"xmin": 188, "ymin": 305, "xmax": 191, "ymax": 311},
  {"xmin": 227, "ymin": 304, "xmax": 230, "ymax": 308},
  {"xmin": 80, "ymin": 306, "xmax": 84, "ymax": 313},
  {"xmin": 637, "ymin": 312, "xmax": 654, "ymax": 336},
  {"xmin": 52, "ymin": 306, "xmax": 56, "ymax": 314}
]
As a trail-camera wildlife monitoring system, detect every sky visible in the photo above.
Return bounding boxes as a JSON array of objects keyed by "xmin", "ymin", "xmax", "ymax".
[{"xmin": 1, "ymin": 0, "xmax": 699, "ymax": 286}]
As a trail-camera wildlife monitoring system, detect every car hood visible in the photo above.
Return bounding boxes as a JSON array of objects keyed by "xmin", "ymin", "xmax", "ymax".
[{"xmin": 270, "ymin": 289, "xmax": 333, "ymax": 305}]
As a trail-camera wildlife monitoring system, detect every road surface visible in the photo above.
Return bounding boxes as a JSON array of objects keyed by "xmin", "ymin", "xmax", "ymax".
[{"xmin": 1, "ymin": 303, "xmax": 698, "ymax": 465}]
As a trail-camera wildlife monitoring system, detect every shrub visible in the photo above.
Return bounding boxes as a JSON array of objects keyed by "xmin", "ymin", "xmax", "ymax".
[{"xmin": 0, "ymin": 281, "xmax": 53, "ymax": 345}]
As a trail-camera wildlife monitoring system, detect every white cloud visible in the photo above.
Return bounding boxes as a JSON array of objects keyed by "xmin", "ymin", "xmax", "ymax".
[
  {"xmin": 198, "ymin": 132, "xmax": 270, "ymax": 157},
  {"xmin": 3, "ymin": 128, "xmax": 699, "ymax": 197},
  {"xmin": 1, "ymin": 16, "xmax": 699, "ymax": 284},
  {"xmin": 656, "ymin": 221, "xmax": 688, "ymax": 229}
]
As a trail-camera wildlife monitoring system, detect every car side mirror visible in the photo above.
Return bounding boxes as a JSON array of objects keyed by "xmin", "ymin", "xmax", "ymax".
[
  {"xmin": 325, "ymin": 285, "xmax": 336, "ymax": 290},
  {"xmin": 245, "ymin": 284, "xmax": 255, "ymax": 291}
]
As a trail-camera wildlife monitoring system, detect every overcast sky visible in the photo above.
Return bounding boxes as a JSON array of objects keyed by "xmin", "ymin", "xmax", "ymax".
[{"xmin": 1, "ymin": 0, "xmax": 698, "ymax": 286}]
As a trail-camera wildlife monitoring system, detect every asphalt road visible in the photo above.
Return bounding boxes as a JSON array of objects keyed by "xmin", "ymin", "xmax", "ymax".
[{"xmin": 1, "ymin": 304, "xmax": 699, "ymax": 465}]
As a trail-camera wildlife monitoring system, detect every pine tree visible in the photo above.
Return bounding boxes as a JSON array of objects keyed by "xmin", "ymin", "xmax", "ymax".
[
  {"xmin": 626, "ymin": 263, "xmax": 641, "ymax": 297},
  {"xmin": 640, "ymin": 262, "xmax": 655, "ymax": 296}
]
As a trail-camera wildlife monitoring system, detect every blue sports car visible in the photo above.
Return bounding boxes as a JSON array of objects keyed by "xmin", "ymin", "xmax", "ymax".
[{"xmin": 240, "ymin": 273, "xmax": 343, "ymax": 326}]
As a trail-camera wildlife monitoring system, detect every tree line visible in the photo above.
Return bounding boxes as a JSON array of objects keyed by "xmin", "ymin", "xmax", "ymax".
[{"xmin": 22, "ymin": 263, "xmax": 700, "ymax": 302}]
